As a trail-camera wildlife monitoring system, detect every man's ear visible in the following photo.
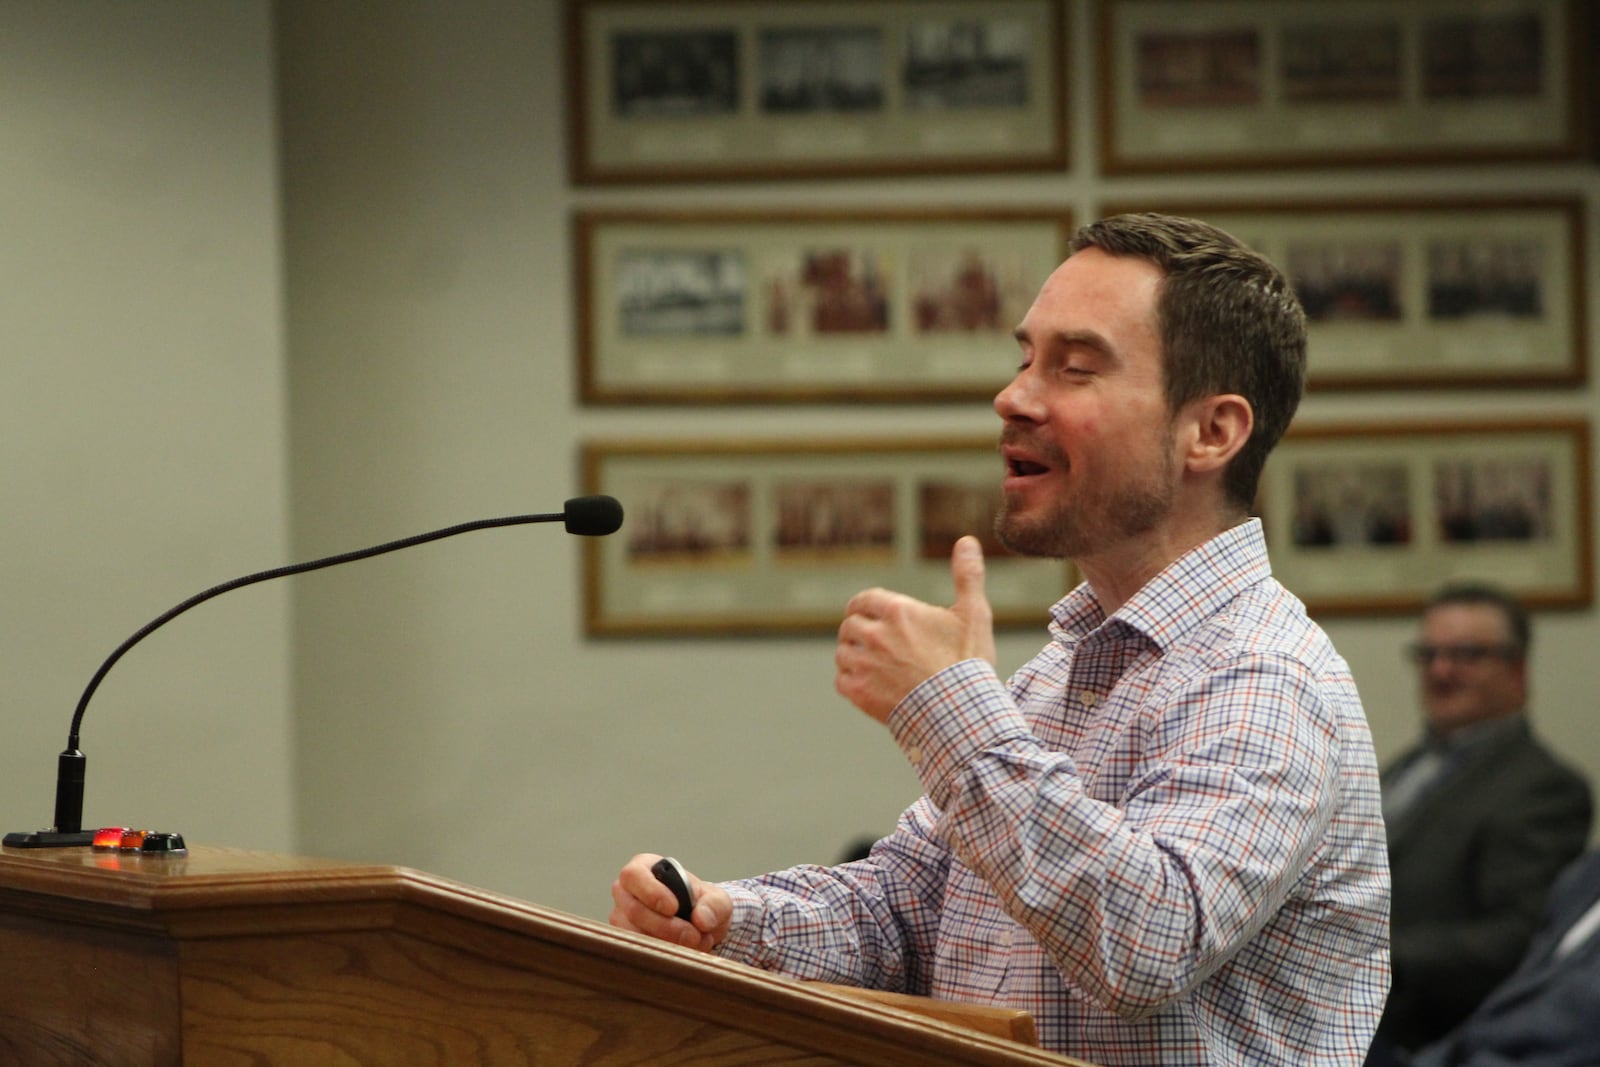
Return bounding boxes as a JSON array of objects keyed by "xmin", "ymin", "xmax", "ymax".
[{"xmin": 1181, "ymin": 393, "xmax": 1253, "ymax": 474}]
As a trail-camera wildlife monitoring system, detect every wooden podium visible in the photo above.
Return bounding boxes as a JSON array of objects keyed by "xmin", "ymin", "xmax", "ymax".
[{"xmin": 0, "ymin": 844, "xmax": 1085, "ymax": 1065}]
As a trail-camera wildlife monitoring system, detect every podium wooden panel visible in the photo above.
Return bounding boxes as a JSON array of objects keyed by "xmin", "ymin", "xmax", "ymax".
[{"xmin": 0, "ymin": 844, "xmax": 1082, "ymax": 1065}]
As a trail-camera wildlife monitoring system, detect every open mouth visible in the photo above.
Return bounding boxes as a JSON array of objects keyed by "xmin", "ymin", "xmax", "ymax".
[{"xmin": 1002, "ymin": 442, "xmax": 1054, "ymax": 479}]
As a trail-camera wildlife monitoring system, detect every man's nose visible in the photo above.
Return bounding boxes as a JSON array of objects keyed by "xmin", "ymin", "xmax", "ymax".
[
  {"xmin": 1422, "ymin": 654, "xmax": 1457, "ymax": 681},
  {"xmin": 995, "ymin": 369, "xmax": 1038, "ymax": 422}
]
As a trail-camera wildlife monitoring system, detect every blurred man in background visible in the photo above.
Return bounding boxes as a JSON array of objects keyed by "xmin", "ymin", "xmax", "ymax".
[{"xmin": 1375, "ymin": 583, "xmax": 1591, "ymax": 1053}]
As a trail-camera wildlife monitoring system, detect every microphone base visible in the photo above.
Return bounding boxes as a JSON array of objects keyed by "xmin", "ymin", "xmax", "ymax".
[{"xmin": 3, "ymin": 829, "xmax": 96, "ymax": 848}]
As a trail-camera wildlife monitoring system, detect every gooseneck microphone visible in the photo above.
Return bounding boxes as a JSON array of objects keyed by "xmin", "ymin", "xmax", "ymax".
[{"xmin": 3, "ymin": 495, "xmax": 623, "ymax": 849}]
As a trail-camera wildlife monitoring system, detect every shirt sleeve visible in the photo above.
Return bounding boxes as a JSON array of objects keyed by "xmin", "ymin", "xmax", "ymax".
[
  {"xmin": 889, "ymin": 653, "xmax": 1342, "ymax": 1016},
  {"xmin": 712, "ymin": 795, "xmax": 953, "ymax": 994}
]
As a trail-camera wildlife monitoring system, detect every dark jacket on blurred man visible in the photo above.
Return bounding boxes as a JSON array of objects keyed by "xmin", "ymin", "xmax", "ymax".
[{"xmin": 1369, "ymin": 849, "xmax": 1600, "ymax": 1067}]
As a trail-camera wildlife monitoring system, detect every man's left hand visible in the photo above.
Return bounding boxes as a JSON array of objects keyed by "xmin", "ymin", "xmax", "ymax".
[{"xmin": 835, "ymin": 535, "xmax": 997, "ymax": 723}]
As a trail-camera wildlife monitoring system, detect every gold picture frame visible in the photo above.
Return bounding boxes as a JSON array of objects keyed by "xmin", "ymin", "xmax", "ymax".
[
  {"xmin": 582, "ymin": 437, "xmax": 1074, "ymax": 635},
  {"xmin": 576, "ymin": 207, "xmax": 1071, "ymax": 403},
  {"xmin": 566, "ymin": 0, "xmax": 1068, "ymax": 184},
  {"xmin": 1260, "ymin": 419, "xmax": 1593, "ymax": 615},
  {"xmin": 1098, "ymin": 0, "xmax": 1586, "ymax": 173},
  {"xmin": 1101, "ymin": 197, "xmax": 1587, "ymax": 390}
]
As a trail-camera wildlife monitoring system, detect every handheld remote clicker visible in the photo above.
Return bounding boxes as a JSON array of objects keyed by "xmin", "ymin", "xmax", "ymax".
[{"xmin": 650, "ymin": 856, "xmax": 695, "ymax": 921}]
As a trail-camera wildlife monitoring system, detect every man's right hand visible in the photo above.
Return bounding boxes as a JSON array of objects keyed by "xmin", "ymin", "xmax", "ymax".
[{"xmin": 609, "ymin": 853, "xmax": 731, "ymax": 951}]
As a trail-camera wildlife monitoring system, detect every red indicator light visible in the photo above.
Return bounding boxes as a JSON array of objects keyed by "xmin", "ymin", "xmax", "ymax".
[
  {"xmin": 92, "ymin": 827, "xmax": 131, "ymax": 850},
  {"xmin": 88, "ymin": 826, "xmax": 185, "ymax": 854}
]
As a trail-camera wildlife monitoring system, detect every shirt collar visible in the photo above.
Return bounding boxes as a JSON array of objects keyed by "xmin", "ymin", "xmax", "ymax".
[{"xmin": 1048, "ymin": 518, "xmax": 1272, "ymax": 651}]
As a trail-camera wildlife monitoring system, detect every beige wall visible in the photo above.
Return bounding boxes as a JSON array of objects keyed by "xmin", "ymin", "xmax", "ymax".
[
  {"xmin": 0, "ymin": 2, "xmax": 294, "ymax": 851},
  {"xmin": 4, "ymin": 1, "xmax": 1596, "ymax": 922}
]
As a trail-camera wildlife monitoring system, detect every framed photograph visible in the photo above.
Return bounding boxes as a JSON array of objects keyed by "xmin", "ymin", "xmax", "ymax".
[
  {"xmin": 581, "ymin": 437, "xmax": 1074, "ymax": 635},
  {"xmin": 1098, "ymin": 0, "xmax": 1586, "ymax": 172},
  {"xmin": 1100, "ymin": 197, "xmax": 1587, "ymax": 390},
  {"xmin": 565, "ymin": 0, "xmax": 1067, "ymax": 184},
  {"xmin": 1258, "ymin": 419, "xmax": 1592, "ymax": 615},
  {"xmin": 576, "ymin": 208, "xmax": 1071, "ymax": 403}
]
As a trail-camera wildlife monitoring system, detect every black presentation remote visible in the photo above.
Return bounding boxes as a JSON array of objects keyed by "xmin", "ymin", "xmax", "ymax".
[{"xmin": 650, "ymin": 856, "xmax": 695, "ymax": 921}]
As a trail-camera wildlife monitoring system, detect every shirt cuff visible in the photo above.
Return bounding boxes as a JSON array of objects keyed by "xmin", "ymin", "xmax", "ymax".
[
  {"xmin": 887, "ymin": 658, "xmax": 1031, "ymax": 809},
  {"xmin": 712, "ymin": 881, "xmax": 768, "ymax": 964}
]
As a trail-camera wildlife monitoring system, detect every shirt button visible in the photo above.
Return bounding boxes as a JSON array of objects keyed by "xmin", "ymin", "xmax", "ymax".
[
  {"xmin": 1078, "ymin": 691, "xmax": 1099, "ymax": 708},
  {"xmin": 906, "ymin": 745, "xmax": 924, "ymax": 765}
]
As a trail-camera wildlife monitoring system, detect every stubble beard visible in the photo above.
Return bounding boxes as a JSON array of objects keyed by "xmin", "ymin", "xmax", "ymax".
[{"xmin": 994, "ymin": 432, "xmax": 1178, "ymax": 560}]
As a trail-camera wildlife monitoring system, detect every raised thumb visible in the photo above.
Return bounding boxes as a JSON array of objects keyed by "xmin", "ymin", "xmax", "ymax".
[
  {"xmin": 950, "ymin": 535, "xmax": 988, "ymax": 611},
  {"xmin": 950, "ymin": 536, "xmax": 995, "ymax": 664}
]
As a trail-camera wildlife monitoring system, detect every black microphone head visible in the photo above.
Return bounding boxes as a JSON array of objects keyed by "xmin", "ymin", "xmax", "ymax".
[{"xmin": 564, "ymin": 495, "xmax": 624, "ymax": 536}]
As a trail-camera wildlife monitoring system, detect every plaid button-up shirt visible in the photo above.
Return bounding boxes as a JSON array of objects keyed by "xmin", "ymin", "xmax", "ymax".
[{"xmin": 717, "ymin": 520, "xmax": 1390, "ymax": 1065}]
